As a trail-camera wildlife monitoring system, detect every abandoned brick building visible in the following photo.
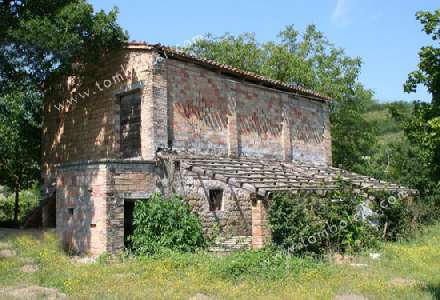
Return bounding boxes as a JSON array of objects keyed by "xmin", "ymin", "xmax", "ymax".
[{"xmin": 40, "ymin": 41, "xmax": 415, "ymax": 255}]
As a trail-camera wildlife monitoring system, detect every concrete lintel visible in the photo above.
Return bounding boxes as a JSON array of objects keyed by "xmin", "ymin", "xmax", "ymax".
[{"xmin": 121, "ymin": 192, "xmax": 152, "ymax": 200}]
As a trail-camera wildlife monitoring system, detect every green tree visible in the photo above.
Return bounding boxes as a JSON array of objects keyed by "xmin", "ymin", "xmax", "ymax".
[
  {"xmin": 403, "ymin": 9, "xmax": 440, "ymax": 184},
  {"xmin": 0, "ymin": 0, "xmax": 128, "ymax": 93},
  {"xmin": 183, "ymin": 25, "xmax": 376, "ymax": 170},
  {"xmin": 0, "ymin": 85, "xmax": 41, "ymax": 224},
  {"xmin": 0, "ymin": 0, "xmax": 128, "ymax": 224}
]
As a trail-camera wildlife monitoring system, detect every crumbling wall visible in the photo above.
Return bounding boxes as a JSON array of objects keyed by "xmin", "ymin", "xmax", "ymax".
[{"xmin": 169, "ymin": 165, "xmax": 252, "ymax": 238}]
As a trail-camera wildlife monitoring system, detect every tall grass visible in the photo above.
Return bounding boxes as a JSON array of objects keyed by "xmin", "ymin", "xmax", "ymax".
[{"xmin": 0, "ymin": 224, "xmax": 439, "ymax": 299}]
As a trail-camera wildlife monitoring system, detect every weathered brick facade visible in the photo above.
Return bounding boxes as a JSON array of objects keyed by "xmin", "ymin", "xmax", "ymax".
[
  {"xmin": 42, "ymin": 42, "xmax": 333, "ymax": 255},
  {"xmin": 167, "ymin": 59, "xmax": 331, "ymax": 162}
]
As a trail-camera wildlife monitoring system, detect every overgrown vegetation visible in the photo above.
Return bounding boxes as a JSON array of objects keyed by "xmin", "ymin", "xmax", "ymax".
[
  {"xmin": 269, "ymin": 190, "xmax": 375, "ymax": 256},
  {"xmin": 268, "ymin": 181, "xmax": 420, "ymax": 256},
  {"xmin": 0, "ymin": 225, "xmax": 439, "ymax": 299},
  {"xmin": 130, "ymin": 193, "xmax": 206, "ymax": 255}
]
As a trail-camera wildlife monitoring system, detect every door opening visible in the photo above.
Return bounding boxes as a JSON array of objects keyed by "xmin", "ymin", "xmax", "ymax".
[{"xmin": 124, "ymin": 200, "xmax": 135, "ymax": 247}]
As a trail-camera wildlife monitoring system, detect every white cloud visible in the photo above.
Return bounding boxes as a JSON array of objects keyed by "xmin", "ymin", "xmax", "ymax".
[{"xmin": 331, "ymin": 0, "xmax": 351, "ymax": 26}]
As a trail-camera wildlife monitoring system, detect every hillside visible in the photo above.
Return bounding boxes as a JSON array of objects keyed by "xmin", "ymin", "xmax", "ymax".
[{"xmin": 363, "ymin": 101, "xmax": 413, "ymax": 145}]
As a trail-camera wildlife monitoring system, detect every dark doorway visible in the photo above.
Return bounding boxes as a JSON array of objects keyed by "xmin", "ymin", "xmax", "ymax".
[
  {"xmin": 209, "ymin": 189, "xmax": 223, "ymax": 211},
  {"xmin": 124, "ymin": 200, "xmax": 135, "ymax": 247}
]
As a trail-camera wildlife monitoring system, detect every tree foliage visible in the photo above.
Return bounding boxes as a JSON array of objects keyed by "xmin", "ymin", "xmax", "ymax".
[
  {"xmin": 0, "ymin": 0, "xmax": 127, "ymax": 223},
  {"xmin": 269, "ymin": 184, "xmax": 418, "ymax": 256},
  {"xmin": 401, "ymin": 9, "xmax": 440, "ymax": 190},
  {"xmin": 183, "ymin": 25, "xmax": 376, "ymax": 170},
  {"xmin": 0, "ymin": 0, "xmax": 128, "ymax": 93},
  {"xmin": 0, "ymin": 85, "xmax": 41, "ymax": 223},
  {"xmin": 268, "ymin": 185, "xmax": 378, "ymax": 256}
]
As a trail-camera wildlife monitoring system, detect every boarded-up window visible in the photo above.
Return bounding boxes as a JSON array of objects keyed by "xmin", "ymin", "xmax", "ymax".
[{"xmin": 120, "ymin": 93, "xmax": 141, "ymax": 158}]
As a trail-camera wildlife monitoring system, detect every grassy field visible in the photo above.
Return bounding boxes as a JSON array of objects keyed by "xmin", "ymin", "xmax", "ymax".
[
  {"xmin": 0, "ymin": 225, "xmax": 439, "ymax": 300},
  {"xmin": 363, "ymin": 107, "xmax": 404, "ymax": 145}
]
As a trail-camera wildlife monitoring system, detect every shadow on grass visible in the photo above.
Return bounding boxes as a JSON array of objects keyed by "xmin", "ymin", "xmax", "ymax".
[{"xmin": 425, "ymin": 283, "xmax": 440, "ymax": 300}]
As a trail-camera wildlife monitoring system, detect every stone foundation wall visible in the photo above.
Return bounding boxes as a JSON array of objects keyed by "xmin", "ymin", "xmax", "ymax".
[{"xmin": 169, "ymin": 166, "xmax": 252, "ymax": 238}]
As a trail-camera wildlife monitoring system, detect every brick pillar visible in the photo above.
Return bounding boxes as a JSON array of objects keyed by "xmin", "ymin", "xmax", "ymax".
[
  {"xmin": 251, "ymin": 194, "xmax": 271, "ymax": 249},
  {"xmin": 227, "ymin": 87, "xmax": 240, "ymax": 158},
  {"xmin": 141, "ymin": 52, "xmax": 168, "ymax": 159},
  {"xmin": 282, "ymin": 119, "xmax": 292, "ymax": 161},
  {"xmin": 323, "ymin": 102, "xmax": 332, "ymax": 165},
  {"xmin": 89, "ymin": 166, "xmax": 110, "ymax": 256},
  {"xmin": 281, "ymin": 95, "xmax": 292, "ymax": 161}
]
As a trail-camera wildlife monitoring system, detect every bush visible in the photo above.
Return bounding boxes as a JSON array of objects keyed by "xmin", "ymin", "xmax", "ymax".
[
  {"xmin": 269, "ymin": 182, "xmax": 421, "ymax": 256},
  {"xmin": 370, "ymin": 191, "xmax": 420, "ymax": 241},
  {"xmin": 417, "ymin": 183, "xmax": 440, "ymax": 224},
  {"xmin": 269, "ymin": 182, "xmax": 380, "ymax": 256},
  {"xmin": 130, "ymin": 193, "xmax": 206, "ymax": 255}
]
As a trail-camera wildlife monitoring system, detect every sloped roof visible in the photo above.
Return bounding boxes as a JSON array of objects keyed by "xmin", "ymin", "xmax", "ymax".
[
  {"xmin": 159, "ymin": 153, "xmax": 417, "ymax": 198},
  {"xmin": 127, "ymin": 41, "xmax": 331, "ymax": 102}
]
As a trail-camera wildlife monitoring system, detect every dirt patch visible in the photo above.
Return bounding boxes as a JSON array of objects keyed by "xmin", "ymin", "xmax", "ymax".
[
  {"xmin": 0, "ymin": 248, "xmax": 16, "ymax": 258},
  {"xmin": 0, "ymin": 241, "xmax": 11, "ymax": 249},
  {"xmin": 71, "ymin": 256, "xmax": 96, "ymax": 264},
  {"xmin": 189, "ymin": 293, "xmax": 215, "ymax": 300},
  {"xmin": 0, "ymin": 285, "xmax": 67, "ymax": 299},
  {"xmin": 334, "ymin": 294, "xmax": 369, "ymax": 300},
  {"xmin": 20, "ymin": 264, "xmax": 38, "ymax": 273},
  {"xmin": 332, "ymin": 253, "xmax": 354, "ymax": 265},
  {"xmin": 389, "ymin": 277, "xmax": 419, "ymax": 287}
]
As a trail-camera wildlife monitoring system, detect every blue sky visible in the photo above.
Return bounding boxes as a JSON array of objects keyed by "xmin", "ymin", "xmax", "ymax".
[{"xmin": 90, "ymin": 0, "xmax": 438, "ymax": 102}]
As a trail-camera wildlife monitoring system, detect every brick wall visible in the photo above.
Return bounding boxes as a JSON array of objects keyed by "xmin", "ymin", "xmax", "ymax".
[
  {"xmin": 251, "ymin": 197, "xmax": 271, "ymax": 249},
  {"xmin": 43, "ymin": 47, "xmax": 332, "ymax": 196},
  {"xmin": 168, "ymin": 60, "xmax": 229, "ymax": 156},
  {"xmin": 56, "ymin": 164, "xmax": 109, "ymax": 255},
  {"xmin": 56, "ymin": 160, "xmax": 159, "ymax": 255},
  {"xmin": 166, "ymin": 58, "xmax": 332, "ymax": 164},
  {"xmin": 42, "ymin": 49, "xmax": 155, "ymax": 195}
]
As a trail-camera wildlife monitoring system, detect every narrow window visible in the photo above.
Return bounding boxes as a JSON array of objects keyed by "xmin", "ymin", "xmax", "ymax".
[
  {"xmin": 67, "ymin": 207, "xmax": 74, "ymax": 216},
  {"xmin": 120, "ymin": 93, "xmax": 141, "ymax": 158},
  {"xmin": 209, "ymin": 189, "xmax": 223, "ymax": 211}
]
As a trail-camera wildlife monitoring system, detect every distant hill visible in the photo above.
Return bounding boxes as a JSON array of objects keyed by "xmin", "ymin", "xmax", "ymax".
[{"xmin": 363, "ymin": 101, "xmax": 413, "ymax": 145}]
